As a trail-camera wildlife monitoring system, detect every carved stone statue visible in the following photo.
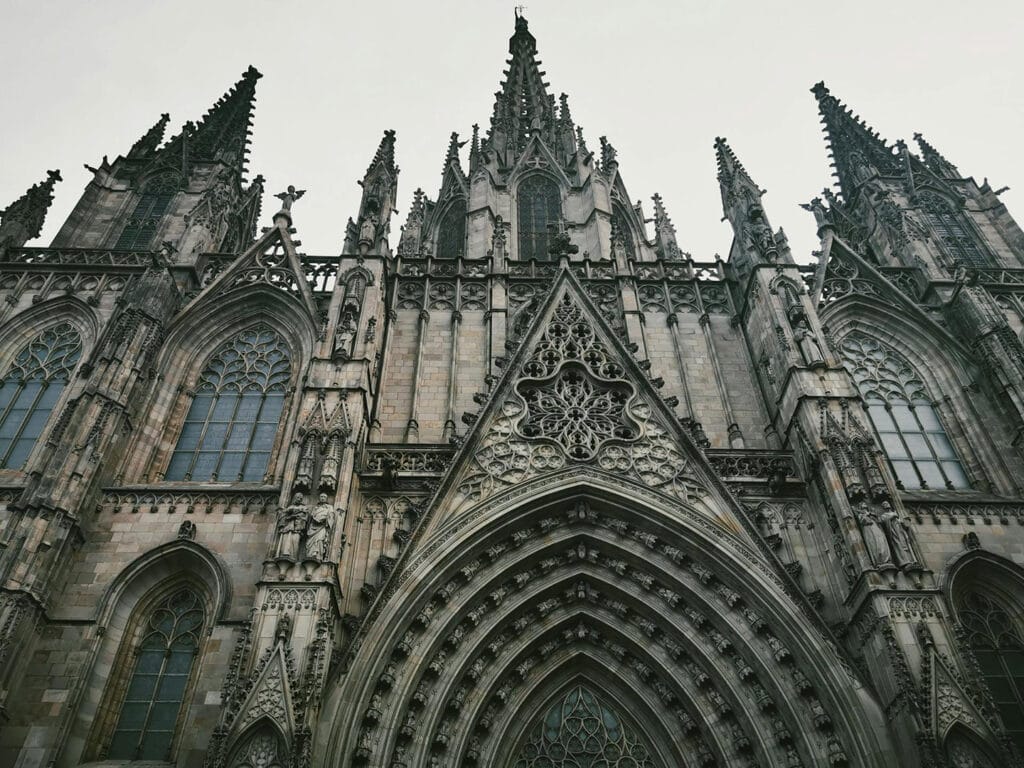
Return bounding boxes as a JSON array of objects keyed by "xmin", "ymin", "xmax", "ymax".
[
  {"xmin": 275, "ymin": 612, "xmax": 292, "ymax": 645},
  {"xmin": 334, "ymin": 301, "xmax": 359, "ymax": 360},
  {"xmin": 274, "ymin": 185, "xmax": 305, "ymax": 212},
  {"xmin": 276, "ymin": 492, "xmax": 309, "ymax": 560},
  {"xmin": 305, "ymin": 493, "xmax": 336, "ymax": 563},
  {"xmin": 359, "ymin": 214, "xmax": 378, "ymax": 246},
  {"xmin": 793, "ymin": 319, "xmax": 826, "ymax": 368},
  {"xmin": 856, "ymin": 502, "xmax": 894, "ymax": 568},
  {"xmin": 879, "ymin": 502, "xmax": 917, "ymax": 567},
  {"xmin": 177, "ymin": 519, "xmax": 197, "ymax": 541}
]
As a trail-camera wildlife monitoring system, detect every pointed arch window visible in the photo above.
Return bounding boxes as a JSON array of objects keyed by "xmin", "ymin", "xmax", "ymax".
[
  {"xmin": 920, "ymin": 192, "xmax": 989, "ymax": 268},
  {"xmin": 106, "ymin": 588, "xmax": 205, "ymax": 760},
  {"xmin": 517, "ymin": 175, "xmax": 561, "ymax": 261},
  {"xmin": 115, "ymin": 174, "xmax": 179, "ymax": 250},
  {"xmin": 612, "ymin": 207, "xmax": 636, "ymax": 259},
  {"xmin": 436, "ymin": 199, "xmax": 467, "ymax": 258},
  {"xmin": 839, "ymin": 333, "xmax": 968, "ymax": 490},
  {"xmin": 514, "ymin": 685, "xmax": 657, "ymax": 767},
  {"xmin": 166, "ymin": 326, "xmax": 291, "ymax": 482},
  {"xmin": 957, "ymin": 591, "xmax": 1024, "ymax": 750},
  {"xmin": 0, "ymin": 322, "xmax": 82, "ymax": 469}
]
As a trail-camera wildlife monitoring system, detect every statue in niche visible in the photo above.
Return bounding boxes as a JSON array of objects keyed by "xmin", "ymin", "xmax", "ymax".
[
  {"xmin": 275, "ymin": 492, "xmax": 309, "ymax": 560},
  {"xmin": 275, "ymin": 612, "xmax": 292, "ymax": 645},
  {"xmin": 334, "ymin": 301, "xmax": 360, "ymax": 360},
  {"xmin": 359, "ymin": 214, "xmax": 378, "ymax": 247},
  {"xmin": 855, "ymin": 501, "xmax": 894, "ymax": 568},
  {"xmin": 294, "ymin": 432, "xmax": 318, "ymax": 492},
  {"xmin": 305, "ymin": 493, "xmax": 337, "ymax": 563},
  {"xmin": 745, "ymin": 208, "xmax": 776, "ymax": 259},
  {"xmin": 879, "ymin": 501, "xmax": 917, "ymax": 567},
  {"xmin": 793, "ymin": 319, "xmax": 826, "ymax": 368},
  {"xmin": 319, "ymin": 432, "xmax": 344, "ymax": 493}
]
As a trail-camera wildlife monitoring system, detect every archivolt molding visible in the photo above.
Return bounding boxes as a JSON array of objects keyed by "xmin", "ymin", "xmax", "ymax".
[{"xmin": 327, "ymin": 496, "xmax": 891, "ymax": 767}]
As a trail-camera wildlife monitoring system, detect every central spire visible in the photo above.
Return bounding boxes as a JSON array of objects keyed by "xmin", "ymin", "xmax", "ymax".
[{"xmin": 486, "ymin": 11, "xmax": 555, "ymax": 163}]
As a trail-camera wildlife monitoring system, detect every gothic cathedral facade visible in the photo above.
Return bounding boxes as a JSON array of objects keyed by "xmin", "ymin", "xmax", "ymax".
[{"xmin": 2, "ymin": 13, "xmax": 1024, "ymax": 768}]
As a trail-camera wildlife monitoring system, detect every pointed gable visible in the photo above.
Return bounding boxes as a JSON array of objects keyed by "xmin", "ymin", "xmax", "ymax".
[
  {"xmin": 184, "ymin": 210, "xmax": 317, "ymax": 320},
  {"xmin": 407, "ymin": 270, "xmax": 758, "ymax": 543}
]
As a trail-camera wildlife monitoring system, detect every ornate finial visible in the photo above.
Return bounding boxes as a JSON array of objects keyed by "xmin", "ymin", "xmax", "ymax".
[
  {"xmin": 913, "ymin": 132, "xmax": 960, "ymax": 178},
  {"xmin": 274, "ymin": 185, "xmax": 305, "ymax": 223},
  {"xmin": 547, "ymin": 219, "xmax": 579, "ymax": 260},
  {"xmin": 127, "ymin": 112, "xmax": 171, "ymax": 159},
  {"xmin": 599, "ymin": 136, "xmax": 618, "ymax": 170},
  {"xmin": 443, "ymin": 131, "xmax": 467, "ymax": 175},
  {"xmin": 0, "ymin": 169, "xmax": 63, "ymax": 250}
]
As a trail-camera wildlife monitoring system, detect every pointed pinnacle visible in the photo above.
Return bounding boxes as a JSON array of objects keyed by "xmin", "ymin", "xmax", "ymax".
[
  {"xmin": 443, "ymin": 131, "xmax": 464, "ymax": 174},
  {"xmin": 713, "ymin": 136, "xmax": 750, "ymax": 186},
  {"xmin": 469, "ymin": 124, "xmax": 481, "ymax": 173},
  {"xmin": 811, "ymin": 81, "xmax": 900, "ymax": 197},
  {"xmin": 366, "ymin": 129, "xmax": 398, "ymax": 179},
  {"xmin": 599, "ymin": 136, "xmax": 618, "ymax": 169},
  {"xmin": 559, "ymin": 93, "xmax": 573, "ymax": 125},
  {"xmin": 127, "ymin": 112, "xmax": 171, "ymax": 159},
  {"xmin": 0, "ymin": 169, "xmax": 62, "ymax": 246},
  {"xmin": 913, "ymin": 132, "xmax": 960, "ymax": 178},
  {"xmin": 163, "ymin": 66, "xmax": 261, "ymax": 173}
]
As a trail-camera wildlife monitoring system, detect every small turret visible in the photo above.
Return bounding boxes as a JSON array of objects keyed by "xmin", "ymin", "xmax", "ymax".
[{"xmin": 349, "ymin": 130, "xmax": 399, "ymax": 257}]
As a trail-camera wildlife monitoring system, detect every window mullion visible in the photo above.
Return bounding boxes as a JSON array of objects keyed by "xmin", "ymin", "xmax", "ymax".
[
  {"xmin": 184, "ymin": 391, "xmax": 214, "ymax": 482},
  {"xmin": 216, "ymin": 389, "xmax": 245, "ymax": 481},
  {"xmin": 3, "ymin": 378, "xmax": 48, "ymax": 468},
  {"xmin": 0, "ymin": 380, "xmax": 27, "ymax": 465},
  {"xmin": 238, "ymin": 391, "xmax": 268, "ymax": 482}
]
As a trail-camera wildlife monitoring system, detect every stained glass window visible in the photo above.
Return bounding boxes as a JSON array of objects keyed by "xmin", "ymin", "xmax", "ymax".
[
  {"xmin": 518, "ymin": 175, "xmax": 561, "ymax": 261},
  {"xmin": 115, "ymin": 174, "xmax": 178, "ymax": 250},
  {"xmin": 958, "ymin": 591, "xmax": 1024, "ymax": 751},
  {"xmin": 513, "ymin": 685, "xmax": 657, "ymax": 767},
  {"xmin": 166, "ymin": 326, "xmax": 291, "ymax": 482},
  {"xmin": 0, "ymin": 322, "xmax": 82, "ymax": 469},
  {"xmin": 436, "ymin": 199, "xmax": 467, "ymax": 258},
  {"xmin": 840, "ymin": 333, "xmax": 968, "ymax": 490},
  {"xmin": 107, "ymin": 589, "xmax": 205, "ymax": 760},
  {"xmin": 920, "ymin": 192, "xmax": 989, "ymax": 268}
]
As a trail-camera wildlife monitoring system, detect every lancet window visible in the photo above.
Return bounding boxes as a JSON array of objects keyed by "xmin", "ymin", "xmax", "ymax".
[
  {"xmin": 517, "ymin": 175, "xmax": 561, "ymax": 261},
  {"xmin": 957, "ymin": 591, "xmax": 1024, "ymax": 751},
  {"xmin": 839, "ymin": 333, "xmax": 968, "ymax": 490},
  {"xmin": 106, "ymin": 588, "xmax": 205, "ymax": 760},
  {"xmin": 436, "ymin": 198, "xmax": 467, "ymax": 258},
  {"xmin": 115, "ymin": 173, "xmax": 179, "ymax": 250},
  {"xmin": 920, "ymin": 192, "xmax": 989, "ymax": 268},
  {"xmin": 612, "ymin": 207, "xmax": 636, "ymax": 259},
  {"xmin": 0, "ymin": 322, "xmax": 82, "ymax": 469},
  {"xmin": 513, "ymin": 685, "xmax": 657, "ymax": 767},
  {"xmin": 165, "ymin": 326, "xmax": 291, "ymax": 482}
]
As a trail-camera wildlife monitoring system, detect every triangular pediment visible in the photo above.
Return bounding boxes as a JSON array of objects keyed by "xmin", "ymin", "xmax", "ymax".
[
  {"xmin": 229, "ymin": 644, "xmax": 297, "ymax": 740},
  {"xmin": 407, "ymin": 270, "xmax": 759, "ymax": 546},
  {"xmin": 508, "ymin": 134, "xmax": 571, "ymax": 186},
  {"xmin": 182, "ymin": 217, "xmax": 317, "ymax": 320}
]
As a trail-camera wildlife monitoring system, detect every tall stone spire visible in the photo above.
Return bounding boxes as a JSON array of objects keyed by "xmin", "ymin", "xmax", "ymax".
[
  {"xmin": 811, "ymin": 82, "xmax": 901, "ymax": 200},
  {"xmin": 914, "ymin": 132, "xmax": 960, "ymax": 179},
  {"xmin": 486, "ymin": 11, "xmax": 553, "ymax": 163},
  {"xmin": 126, "ymin": 112, "xmax": 170, "ymax": 160},
  {"xmin": 0, "ymin": 169, "xmax": 62, "ymax": 250},
  {"xmin": 163, "ymin": 66, "xmax": 261, "ymax": 175}
]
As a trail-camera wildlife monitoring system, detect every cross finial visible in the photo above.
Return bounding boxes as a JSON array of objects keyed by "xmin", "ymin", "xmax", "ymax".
[{"xmin": 515, "ymin": 5, "xmax": 526, "ymax": 16}]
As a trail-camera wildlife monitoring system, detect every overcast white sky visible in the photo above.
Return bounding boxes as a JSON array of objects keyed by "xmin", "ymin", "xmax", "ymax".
[{"xmin": 2, "ymin": 0, "xmax": 1022, "ymax": 264}]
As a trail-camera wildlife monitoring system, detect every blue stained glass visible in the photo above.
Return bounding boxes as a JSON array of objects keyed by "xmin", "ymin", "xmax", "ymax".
[
  {"xmin": 166, "ymin": 327, "xmax": 290, "ymax": 482},
  {"xmin": 107, "ymin": 589, "xmax": 203, "ymax": 760}
]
